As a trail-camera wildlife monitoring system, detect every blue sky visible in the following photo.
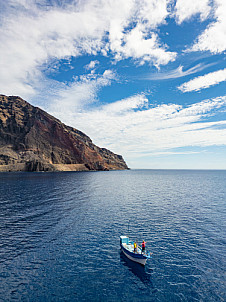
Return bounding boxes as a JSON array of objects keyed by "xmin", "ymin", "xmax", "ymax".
[{"xmin": 0, "ymin": 0, "xmax": 226, "ymax": 169}]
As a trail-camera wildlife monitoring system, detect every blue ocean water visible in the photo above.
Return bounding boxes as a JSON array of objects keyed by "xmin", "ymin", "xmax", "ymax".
[{"xmin": 0, "ymin": 170, "xmax": 225, "ymax": 302}]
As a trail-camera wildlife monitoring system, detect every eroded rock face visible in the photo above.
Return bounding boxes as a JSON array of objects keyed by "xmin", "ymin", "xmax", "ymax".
[{"xmin": 0, "ymin": 95, "xmax": 129, "ymax": 172}]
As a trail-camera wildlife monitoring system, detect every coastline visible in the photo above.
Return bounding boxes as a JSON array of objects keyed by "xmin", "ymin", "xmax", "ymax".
[{"xmin": 0, "ymin": 163, "xmax": 129, "ymax": 172}]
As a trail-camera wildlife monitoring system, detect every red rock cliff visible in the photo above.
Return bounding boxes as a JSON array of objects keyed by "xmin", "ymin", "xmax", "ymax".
[{"xmin": 0, "ymin": 95, "xmax": 129, "ymax": 172}]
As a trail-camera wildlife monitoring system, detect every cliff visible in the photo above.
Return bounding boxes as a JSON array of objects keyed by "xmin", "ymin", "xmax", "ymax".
[{"xmin": 0, "ymin": 95, "xmax": 128, "ymax": 172}]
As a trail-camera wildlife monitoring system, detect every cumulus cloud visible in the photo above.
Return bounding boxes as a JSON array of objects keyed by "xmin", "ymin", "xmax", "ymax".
[
  {"xmin": 0, "ymin": 0, "xmax": 177, "ymax": 99},
  {"xmin": 178, "ymin": 68, "xmax": 226, "ymax": 92},
  {"xmin": 114, "ymin": 25, "xmax": 176, "ymax": 66},
  {"xmin": 189, "ymin": 0, "xmax": 226, "ymax": 53},
  {"xmin": 174, "ymin": 0, "xmax": 211, "ymax": 24},
  {"xmin": 173, "ymin": 0, "xmax": 226, "ymax": 54},
  {"xmin": 85, "ymin": 60, "xmax": 100, "ymax": 70}
]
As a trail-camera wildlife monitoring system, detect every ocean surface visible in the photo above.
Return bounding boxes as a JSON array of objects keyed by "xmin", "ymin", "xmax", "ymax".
[{"xmin": 0, "ymin": 169, "xmax": 225, "ymax": 302}]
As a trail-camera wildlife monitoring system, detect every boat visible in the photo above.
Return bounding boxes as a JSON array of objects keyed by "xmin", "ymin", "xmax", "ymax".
[{"xmin": 120, "ymin": 235, "xmax": 151, "ymax": 266}]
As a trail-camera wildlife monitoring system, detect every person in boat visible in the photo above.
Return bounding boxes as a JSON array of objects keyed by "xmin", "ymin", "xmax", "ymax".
[
  {"xmin": 141, "ymin": 240, "xmax": 146, "ymax": 254},
  {"xmin": 134, "ymin": 241, "xmax": 137, "ymax": 253}
]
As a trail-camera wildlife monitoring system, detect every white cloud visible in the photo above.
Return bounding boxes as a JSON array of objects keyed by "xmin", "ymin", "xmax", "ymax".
[
  {"xmin": 145, "ymin": 63, "xmax": 215, "ymax": 80},
  {"xmin": 178, "ymin": 68, "xmax": 226, "ymax": 92},
  {"xmin": 102, "ymin": 93, "xmax": 148, "ymax": 114},
  {"xmin": 0, "ymin": 0, "xmax": 177, "ymax": 99},
  {"xmin": 175, "ymin": 0, "xmax": 211, "ymax": 24},
  {"xmin": 114, "ymin": 25, "xmax": 176, "ymax": 67},
  {"xmin": 47, "ymin": 69, "xmax": 117, "ymax": 120},
  {"xmin": 102, "ymin": 70, "xmax": 116, "ymax": 80},
  {"xmin": 85, "ymin": 60, "xmax": 100, "ymax": 70},
  {"xmin": 189, "ymin": 0, "xmax": 226, "ymax": 53},
  {"xmin": 138, "ymin": 0, "xmax": 168, "ymax": 28},
  {"xmin": 49, "ymin": 94, "xmax": 226, "ymax": 160}
]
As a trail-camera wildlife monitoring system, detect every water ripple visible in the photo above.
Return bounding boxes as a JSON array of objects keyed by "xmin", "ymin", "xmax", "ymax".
[{"xmin": 0, "ymin": 170, "xmax": 225, "ymax": 301}]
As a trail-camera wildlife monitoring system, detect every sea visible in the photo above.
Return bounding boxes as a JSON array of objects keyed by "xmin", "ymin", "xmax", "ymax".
[{"xmin": 0, "ymin": 169, "xmax": 225, "ymax": 302}]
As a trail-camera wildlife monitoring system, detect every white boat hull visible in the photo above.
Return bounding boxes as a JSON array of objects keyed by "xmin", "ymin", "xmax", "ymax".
[{"xmin": 121, "ymin": 248, "xmax": 147, "ymax": 265}]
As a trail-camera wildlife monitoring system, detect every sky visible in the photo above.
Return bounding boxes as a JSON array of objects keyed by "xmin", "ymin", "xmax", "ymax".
[{"xmin": 0, "ymin": 0, "xmax": 226, "ymax": 169}]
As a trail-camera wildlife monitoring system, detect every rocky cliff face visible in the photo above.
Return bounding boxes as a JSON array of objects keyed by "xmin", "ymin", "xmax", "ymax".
[{"xmin": 0, "ymin": 95, "xmax": 128, "ymax": 172}]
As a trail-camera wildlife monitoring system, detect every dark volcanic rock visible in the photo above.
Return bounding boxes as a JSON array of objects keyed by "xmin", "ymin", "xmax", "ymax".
[{"xmin": 0, "ymin": 95, "xmax": 129, "ymax": 172}]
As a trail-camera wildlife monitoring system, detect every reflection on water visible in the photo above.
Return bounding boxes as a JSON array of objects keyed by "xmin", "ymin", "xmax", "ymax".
[
  {"xmin": 0, "ymin": 170, "xmax": 225, "ymax": 301},
  {"xmin": 120, "ymin": 251, "xmax": 154, "ymax": 288}
]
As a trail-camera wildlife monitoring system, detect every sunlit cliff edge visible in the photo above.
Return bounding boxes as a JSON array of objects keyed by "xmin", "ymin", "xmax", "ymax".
[{"xmin": 0, "ymin": 95, "xmax": 129, "ymax": 172}]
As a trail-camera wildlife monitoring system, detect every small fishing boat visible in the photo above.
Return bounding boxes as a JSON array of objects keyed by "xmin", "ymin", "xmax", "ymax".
[{"xmin": 120, "ymin": 235, "xmax": 151, "ymax": 266}]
